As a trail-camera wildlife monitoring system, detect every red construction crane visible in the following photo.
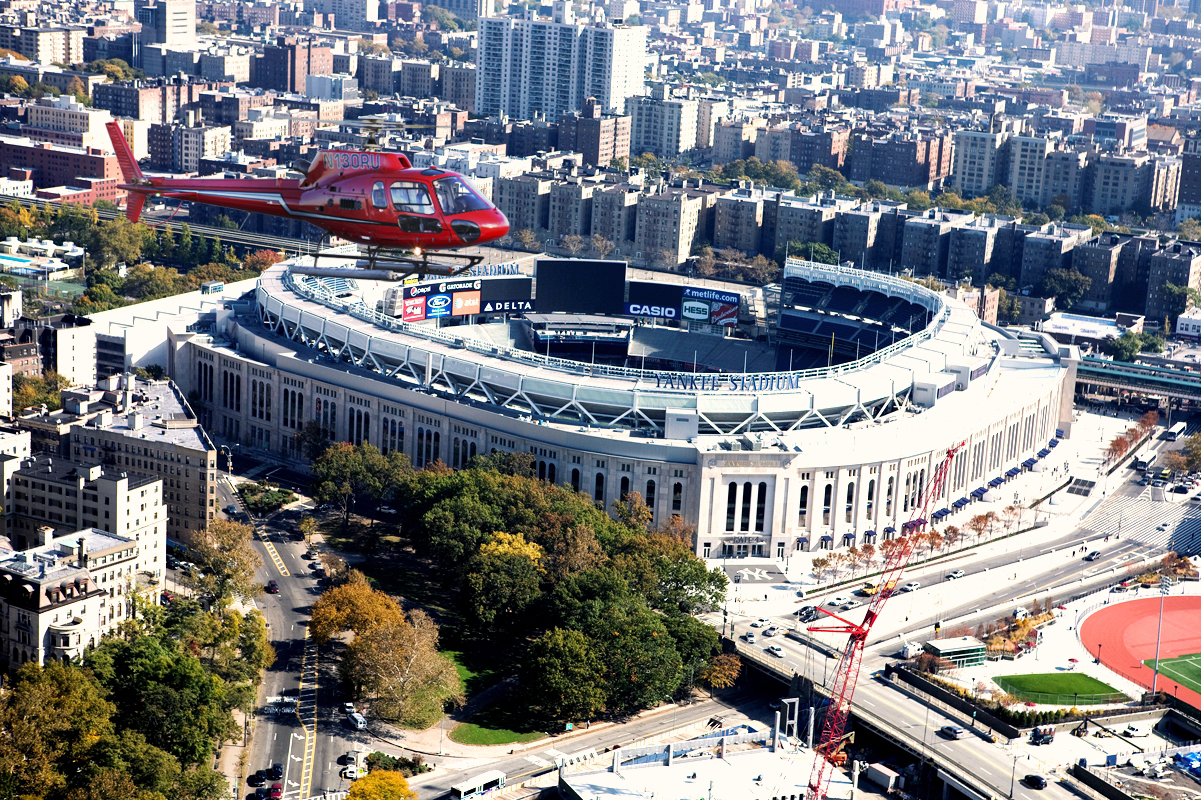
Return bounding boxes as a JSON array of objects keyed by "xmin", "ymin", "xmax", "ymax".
[{"xmin": 805, "ymin": 442, "xmax": 964, "ymax": 800}]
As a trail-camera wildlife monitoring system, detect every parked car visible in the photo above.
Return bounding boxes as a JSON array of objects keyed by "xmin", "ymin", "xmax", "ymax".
[
  {"xmin": 166, "ymin": 554, "xmax": 180, "ymax": 569},
  {"xmin": 343, "ymin": 702, "xmax": 356, "ymax": 715},
  {"xmin": 1084, "ymin": 551, "xmax": 1101, "ymax": 561},
  {"xmin": 269, "ymin": 784, "xmax": 283, "ymax": 799},
  {"xmin": 1111, "ymin": 585, "xmax": 1128, "ymax": 593},
  {"xmin": 939, "ymin": 725, "xmax": 966, "ymax": 740},
  {"xmin": 379, "ymin": 505, "xmax": 397, "ymax": 514},
  {"xmin": 1173, "ymin": 485, "xmax": 1189, "ymax": 493},
  {"xmin": 265, "ymin": 580, "xmax": 279, "ymax": 594},
  {"xmin": 1024, "ymin": 774, "xmax": 1048, "ymax": 789},
  {"xmin": 248, "ymin": 770, "xmax": 266, "ymax": 787},
  {"xmin": 268, "ymin": 764, "xmax": 283, "ymax": 781},
  {"xmin": 750, "ymin": 618, "xmax": 770, "ymax": 628},
  {"xmin": 946, "ymin": 569, "xmax": 966, "ymax": 579},
  {"xmin": 903, "ymin": 581, "xmax": 921, "ymax": 592},
  {"xmin": 226, "ymin": 504, "xmax": 237, "ymax": 514},
  {"xmin": 344, "ymin": 765, "xmax": 360, "ymax": 780},
  {"xmin": 767, "ymin": 645, "xmax": 784, "ymax": 657}
]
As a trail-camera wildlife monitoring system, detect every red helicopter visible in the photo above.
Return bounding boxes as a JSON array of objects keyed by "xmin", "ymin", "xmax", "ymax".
[{"xmin": 104, "ymin": 121, "xmax": 510, "ymax": 276}]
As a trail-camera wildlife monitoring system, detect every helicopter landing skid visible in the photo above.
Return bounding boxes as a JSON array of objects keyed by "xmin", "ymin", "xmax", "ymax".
[{"xmin": 310, "ymin": 237, "xmax": 483, "ymax": 280}]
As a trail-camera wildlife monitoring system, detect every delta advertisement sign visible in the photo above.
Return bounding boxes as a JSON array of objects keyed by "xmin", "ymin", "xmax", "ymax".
[
  {"xmin": 401, "ymin": 277, "xmax": 532, "ymax": 322},
  {"xmin": 625, "ymin": 283, "xmax": 740, "ymax": 326}
]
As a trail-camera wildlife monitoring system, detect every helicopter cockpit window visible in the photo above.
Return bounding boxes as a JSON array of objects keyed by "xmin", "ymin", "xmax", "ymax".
[
  {"xmin": 434, "ymin": 177, "xmax": 491, "ymax": 215},
  {"xmin": 371, "ymin": 181, "xmax": 388, "ymax": 209},
  {"xmin": 390, "ymin": 181, "xmax": 434, "ymax": 214}
]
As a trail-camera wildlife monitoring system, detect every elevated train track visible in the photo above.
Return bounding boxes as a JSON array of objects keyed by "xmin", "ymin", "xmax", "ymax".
[{"xmin": 5, "ymin": 195, "xmax": 318, "ymax": 255}]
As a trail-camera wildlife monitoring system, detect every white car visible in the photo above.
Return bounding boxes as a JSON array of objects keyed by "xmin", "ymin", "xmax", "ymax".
[
  {"xmin": 840, "ymin": 600, "xmax": 861, "ymax": 611},
  {"xmin": 767, "ymin": 645, "xmax": 784, "ymax": 657},
  {"xmin": 344, "ymin": 764, "xmax": 360, "ymax": 780},
  {"xmin": 903, "ymin": 581, "xmax": 921, "ymax": 592},
  {"xmin": 946, "ymin": 569, "xmax": 966, "ymax": 579},
  {"xmin": 763, "ymin": 626, "xmax": 780, "ymax": 637},
  {"xmin": 750, "ymin": 618, "xmax": 770, "ymax": 628},
  {"xmin": 828, "ymin": 596, "xmax": 850, "ymax": 606},
  {"xmin": 379, "ymin": 506, "xmax": 397, "ymax": 514}
]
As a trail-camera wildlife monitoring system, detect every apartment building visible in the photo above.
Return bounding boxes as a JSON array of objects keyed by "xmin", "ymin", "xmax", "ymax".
[
  {"xmin": 714, "ymin": 184, "xmax": 794, "ymax": 257},
  {"xmin": 495, "ymin": 173, "xmax": 554, "ymax": 233},
  {"xmin": 548, "ymin": 179, "xmax": 598, "ymax": 240},
  {"xmin": 1177, "ymin": 137, "xmax": 1201, "ymax": 225},
  {"xmin": 1088, "ymin": 153, "xmax": 1153, "ymax": 218},
  {"xmin": 0, "ymin": 137, "xmax": 121, "ymax": 203},
  {"xmin": 847, "ymin": 129, "xmax": 954, "ymax": 190},
  {"xmin": 901, "ymin": 209, "xmax": 974, "ymax": 277},
  {"xmin": 0, "ymin": 527, "xmax": 150, "ymax": 666},
  {"xmin": 1019, "ymin": 224, "xmax": 1095, "ymax": 288},
  {"xmin": 0, "ymin": 27, "xmax": 84, "ymax": 66},
  {"xmin": 1146, "ymin": 243, "xmax": 1201, "ymax": 321},
  {"xmin": 832, "ymin": 199, "xmax": 910, "ymax": 272},
  {"xmin": 261, "ymin": 36, "xmax": 333, "ymax": 94},
  {"xmin": 1007, "ymin": 135, "xmax": 1055, "ymax": 206},
  {"xmin": 712, "ymin": 119, "xmax": 764, "ymax": 166},
  {"xmin": 558, "ymin": 98, "xmax": 631, "ymax": 168},
  {"xmin": 634, "ymin": 189, "xmax": 706, "ymax": 266},
  {"xmin": 951, "ymin": 128, "xmax": 1010, "ymax": 199},
  {"xmin": 5, "ymin": 456, "xmax": 162, "ymax": 574},
  {"xmin": 628, "ymin": 84, "xmax": 699, "ymax": 158},
  {"xmin": 948, "ymin": 215, "xmax": 1041, "ymax": 285},
  {"xmin": 475, "ymin": 3, "xmax": 648, "ymax": 119},
  {"xmin": 1072, "ymin": 234, "xmax": 1126, "ymax": 312},
  {"xmin": 65, "ymin": 379, "xmax": 217, "ymax": 547},
  {"xmin": 590, "ymin": 183, "xmax": 641, "ymax": 246},
  {"xmin": 774, "ymin": 193, "xmax": 860, "ymax": 256},
  {"xmin": 23, "ymin": 96, "xmax": 114, "ymax": 151}
]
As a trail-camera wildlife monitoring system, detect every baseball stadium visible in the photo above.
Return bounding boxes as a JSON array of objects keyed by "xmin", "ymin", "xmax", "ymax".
[{"xmin": 158, "ymin": 256, "xmax": 1075, "ymax": 560}]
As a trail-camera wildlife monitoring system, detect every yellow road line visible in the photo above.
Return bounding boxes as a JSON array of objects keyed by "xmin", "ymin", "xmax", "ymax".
[
  {"xmin": 263, "ymin": 540, "xmax": 290, "ymax": 577},
  {"xmin": 295, "ymin": 628, "xmax": 318, "ymax": 798}
]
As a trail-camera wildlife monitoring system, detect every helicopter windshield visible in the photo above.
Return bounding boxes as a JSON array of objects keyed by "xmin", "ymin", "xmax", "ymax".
[{"xmin": 434, "ymin": 176, "xmax": 491, "ymax": 216}]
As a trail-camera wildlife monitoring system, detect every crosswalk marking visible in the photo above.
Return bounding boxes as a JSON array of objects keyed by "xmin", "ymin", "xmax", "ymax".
[
  {"xmin": 1081, "ymin": 491, "xmax": 1201, "ymax": 556},
  {"xmin": 526, "ymin": 755, "xmax": 550, "ymax": 767}
]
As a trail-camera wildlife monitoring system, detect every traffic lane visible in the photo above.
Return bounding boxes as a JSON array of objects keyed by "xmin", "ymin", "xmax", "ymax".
[
  {"xmin": 417, "ymin": 695, "xmax": 776, "ymax": 799},
  {"xmin": 736, "ymin": 638, "xmax": 1069, "ymax": 800},
  {"xmin": 859, "ymin": 682, "xmax": 1068, "ymax": 800},
  {"xmin": 248, "ymin": 523, "xmax": 318, "ymax": 798}
]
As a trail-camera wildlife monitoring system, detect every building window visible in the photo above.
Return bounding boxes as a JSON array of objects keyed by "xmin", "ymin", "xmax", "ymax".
[{"xmin": 594, "ymin": 473, "xmax": 605, "ymax": 506}]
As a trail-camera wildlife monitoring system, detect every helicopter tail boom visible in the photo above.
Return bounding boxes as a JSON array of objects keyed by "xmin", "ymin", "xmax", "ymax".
[{"xmin": 105, "ymin": 121, "xmax": 145, "ymax": 186}]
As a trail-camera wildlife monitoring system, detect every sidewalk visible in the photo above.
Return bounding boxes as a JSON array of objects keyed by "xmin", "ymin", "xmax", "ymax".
[{"xmin": 712, "ymin": 409, "xmax": 1168, "ymax": 640}]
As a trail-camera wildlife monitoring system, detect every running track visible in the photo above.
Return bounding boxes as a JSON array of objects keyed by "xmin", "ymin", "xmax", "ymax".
[{"xmin": 1079, "ymin": 596, "xmax": 1201, "ymax": 708}]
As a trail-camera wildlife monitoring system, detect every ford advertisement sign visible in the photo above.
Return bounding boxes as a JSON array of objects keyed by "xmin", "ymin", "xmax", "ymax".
[{"xmin": 426, "ymin": 293, "xmax": 452, "ymax": 317}]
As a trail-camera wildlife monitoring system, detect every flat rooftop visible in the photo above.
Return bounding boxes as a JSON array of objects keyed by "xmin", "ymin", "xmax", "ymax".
[
  {"xmin": 15, "ymin": 455, "xmax": 159, "ymax": 489},
  {"xmin": 89, "ymin": 379, "xmax": 215, "ymax": 452},
  {"xmin": 562, "ymin": 745, "xmax": 852, "ymax": 800}
]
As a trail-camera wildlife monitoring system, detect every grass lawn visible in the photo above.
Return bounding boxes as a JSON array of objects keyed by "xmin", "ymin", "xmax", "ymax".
[
  {"xmin": 995, "ymin": 672, "xmax": 1128, "ymax": 704},
  {"xmin": 443, "ymin": 650, "xmax": 504, "ymax": 698},
  {"xmin": 450, "ymin": 698, "xmax": 545, "ymax": 746},
  {"xmin": 1143, "ymin": 652, "xmax": 1201, "ymax": 695}
]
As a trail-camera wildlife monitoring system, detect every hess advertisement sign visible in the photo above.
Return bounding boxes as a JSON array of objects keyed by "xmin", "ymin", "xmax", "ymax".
[{"xmin": 683, "ymin": 288, "xmax": 741, "ymax": 327}]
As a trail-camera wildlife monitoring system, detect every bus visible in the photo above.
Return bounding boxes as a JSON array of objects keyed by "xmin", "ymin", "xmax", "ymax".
[
  {"xmin": 1168, "ymin": 421, "xmax": 1187, "ymax": 441},
  {"xmin": 450, "ymin": 770, "xmax": 506, "ymax": 799},
  {"xmin": 861, "ymin": 579, "xmax": 896, "ymax": 597}
]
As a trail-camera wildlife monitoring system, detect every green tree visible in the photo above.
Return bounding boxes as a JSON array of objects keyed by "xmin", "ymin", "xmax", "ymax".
[
  {"xmin": 341, "ymin": 611, "xmax": 462, "ymax": 727},
  {"xmin": 1182, "ymin": 433, "xmax": 1201, "ymax": 472},
  {"xmin": 0, "ymin": 661, "xmax": 116, "ymax": 796},
  {"xmin": 85, "ymin": 633, "xmax": 237, "ymax": 766},
  {"xmin": 905, "ymin": 189, "xmax": 933, "ymax": 210},
  {"xmin": 778, "ymin": 240, "xmax": 838, "ymax": 265},
  {"xmin": 1161, "ymin": 281, "xmax": 1201, "ymax": 324},
  {"xmin": 1036, "ymin": 268, "xmax": 1091, "ymax": 310},
  {"xmin": 521, "ymin": 629, "xmax": 606, "ymax": 720},
  {"xmin": 190, "ymin": 518, "xmax": 264, "ymax": 609},
  {"xmin": 1179, "ymin": 218, "xmax": 1201, "ymax": 241},
  {"xmin": 90, "ymin": 218, "xmax": 144, "ymax": 267},
  {"xmin": 463, "ymin": 541, "xmax": 544, "ymax": 633},
  {"xmin": 312, "ymin": 441, "xmax": 386, "ymax": 526},
  {"xmin": 587, "ymin": 600, "xmax": 682, "ymax": 713}
]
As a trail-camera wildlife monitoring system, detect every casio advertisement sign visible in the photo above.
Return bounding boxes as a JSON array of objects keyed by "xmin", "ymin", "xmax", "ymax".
[
  {"xmin": 426, "ymin": 293, "xmax": 452, "ymax": 317},
  {"xmin": 625, "ymin": 303, "xmax": 679, "ymax": 319},
  {"xmin": 681, "ymin": 299, "xmax": 711, "ymax": 320}
]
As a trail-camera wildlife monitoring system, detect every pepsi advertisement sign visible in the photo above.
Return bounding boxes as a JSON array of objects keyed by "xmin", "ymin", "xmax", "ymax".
[{"xmin": 426, "ymin": 293, "xmax": 452, "ymax": 317}]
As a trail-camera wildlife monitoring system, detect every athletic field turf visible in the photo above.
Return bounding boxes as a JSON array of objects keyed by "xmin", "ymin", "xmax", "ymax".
[
  {"xmin": 1143, "ymin": 652, "xmax": 1201, "ymax": 696},
  {"xmin": 994, "ymin": 673, "xmax": 1128, "ymax": 705}
]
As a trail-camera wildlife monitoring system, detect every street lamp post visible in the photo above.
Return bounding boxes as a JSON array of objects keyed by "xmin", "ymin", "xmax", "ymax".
[
  {"xmin": 1009, "ymin": 754, "xmax": 1018, "ymax": 799},
  {"xmin": 1096, "ymin": 642, "xmax": 1102, "ymax": 664},
  {"xmin": 1153, "ymin": 576, "xmax": 1173, "ymax": 692}
]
